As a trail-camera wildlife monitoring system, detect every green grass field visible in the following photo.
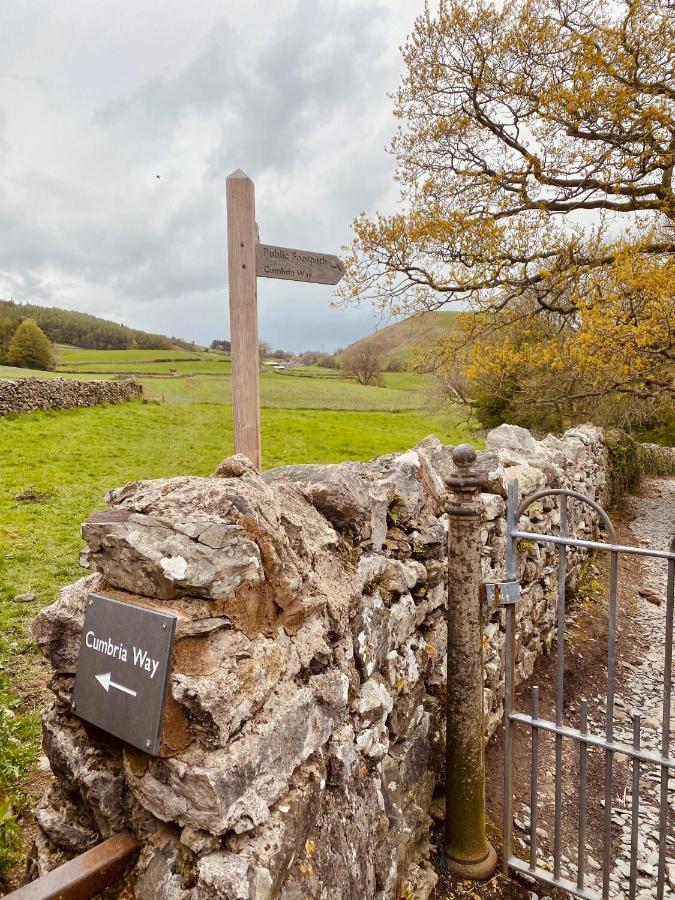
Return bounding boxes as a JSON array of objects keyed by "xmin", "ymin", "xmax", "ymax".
[
  {"xmin": 0, "ymin": 346, "xmax": 478, "ymax": 876},
  {"xmin": 2, "ymin": 349, "xmax": 434, "ymax": 411},
  {"xmin": 54, "ymin": 345, "xmax": 230, "ymax": 375}
]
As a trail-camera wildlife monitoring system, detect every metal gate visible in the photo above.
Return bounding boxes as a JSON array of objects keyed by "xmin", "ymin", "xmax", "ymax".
[{"xmin": 500, "ymin": 480, "xmax": 675, "ymax": 900}]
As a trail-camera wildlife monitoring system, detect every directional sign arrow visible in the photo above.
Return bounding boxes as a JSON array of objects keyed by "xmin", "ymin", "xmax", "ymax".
[
  {"xmin": 256, "ymin": 243, "xmax": 345, "ymax": 285},
  {"xmin": 96, "ymin": 672, "xmax": 137, "ymax": 697}
]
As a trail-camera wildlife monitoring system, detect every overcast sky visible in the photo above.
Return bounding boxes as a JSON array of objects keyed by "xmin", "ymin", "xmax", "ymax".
[{"xmin": 0, "ymin": 1, "xmax": 425, "ymax": 352}]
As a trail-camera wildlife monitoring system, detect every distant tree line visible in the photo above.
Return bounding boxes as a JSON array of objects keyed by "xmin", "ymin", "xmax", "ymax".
[{"xmin": 0, "ymin": 300, "xmax": 192, "ymax": 352}]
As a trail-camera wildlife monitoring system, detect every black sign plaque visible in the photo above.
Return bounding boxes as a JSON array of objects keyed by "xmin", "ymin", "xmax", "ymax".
[{"xmin": 71, "ymin": 593, "xmax": 176, "ymax": 755}]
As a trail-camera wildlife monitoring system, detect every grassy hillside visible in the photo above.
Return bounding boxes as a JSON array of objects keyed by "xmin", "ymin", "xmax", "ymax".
[
  {"xmin": 343, "ymin": 310, "xmax": 463, "ymax": 367},
  {"xmin": 55, "ymin": 345, "xmax": 228, "ymax": 375}
]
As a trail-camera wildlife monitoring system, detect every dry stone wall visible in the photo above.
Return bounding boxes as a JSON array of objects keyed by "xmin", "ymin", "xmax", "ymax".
[
  {"xmin": 30, "ymin": 423, "xmax": 609, "ymax": 899},
  {"xmin": 0, "ymin": 377, "xmax": 142, "ymax": 415}
]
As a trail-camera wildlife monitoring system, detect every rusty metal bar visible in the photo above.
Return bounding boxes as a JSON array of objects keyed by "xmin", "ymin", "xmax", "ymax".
[
  {"xmin": 577, "ymin": 698, "xmax": 588, "ymax": 892},
  {"xmin": 5, "ymin": 832, "xmax": 137, "ymax": 900},
  {"xmin": 629, "ymin": 713, "xmax": 641, "ymax": 900},
  {"xmin": 510, "ymin": 530, "xmax": 675, "ymax": 561},
  {"xmin": 503, "ymin": 477, "xmax": 519, "ymax": 877},
  {"xmin": 553, "ymin": 495, "xmax": 567, "ymax": 882},
  {"xmin": 529, "ymin": 685, "xmax": 539, "ymax": 872},
  {"xmin": 656, "ymin": 540, "xmax": 674, "ymax": 900},
  {"xmin": 602, "ymin": 548, "xmax": 618, "ymax": 900}
]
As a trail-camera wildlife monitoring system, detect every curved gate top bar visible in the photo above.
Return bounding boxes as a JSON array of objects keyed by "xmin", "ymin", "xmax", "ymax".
[
  {"xmin": 514, "ymin": 486, "xmax": 617, "ymax": 544},
  {"xmin": 511, "ymin": 486, "xmax": 675, "ymax": 561}
]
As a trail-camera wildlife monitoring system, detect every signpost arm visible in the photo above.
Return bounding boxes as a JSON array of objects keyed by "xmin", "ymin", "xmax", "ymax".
[{"xmin": 226, "ymin": 169, "xmax": 261, "ymax": 470}]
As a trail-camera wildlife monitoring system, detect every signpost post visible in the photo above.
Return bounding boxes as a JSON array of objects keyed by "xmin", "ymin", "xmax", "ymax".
[{"xmin": 226, "ymin": 169, "xmax": 344, "ymax": 470}]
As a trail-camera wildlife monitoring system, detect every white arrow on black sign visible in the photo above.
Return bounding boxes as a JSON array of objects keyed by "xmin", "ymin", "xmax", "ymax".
[{"xmin": 96, "ymin": 672, "xmax": 137, "ymax": 697}]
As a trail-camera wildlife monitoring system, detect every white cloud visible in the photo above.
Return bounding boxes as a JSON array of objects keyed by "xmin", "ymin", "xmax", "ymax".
[{"xmin": 0, "ymin": 0, "xmax": 420, "ymax": 351}]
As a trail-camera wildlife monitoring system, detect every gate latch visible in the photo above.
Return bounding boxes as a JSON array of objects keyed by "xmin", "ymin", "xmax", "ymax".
[{"xmin": 483, "ymin": 581, "xmax": 520, "ymax": 609}]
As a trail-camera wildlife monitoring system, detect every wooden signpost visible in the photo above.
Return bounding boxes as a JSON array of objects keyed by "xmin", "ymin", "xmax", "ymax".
[{"xmin": 226, "ymin": 169, "xmax": 344, "ymax": 469}]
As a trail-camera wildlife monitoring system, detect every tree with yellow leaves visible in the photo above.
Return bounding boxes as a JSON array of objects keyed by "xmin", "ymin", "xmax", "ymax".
[{"xmin": 341, "ymin": 0, "xmax": 674, "ymax": 430}]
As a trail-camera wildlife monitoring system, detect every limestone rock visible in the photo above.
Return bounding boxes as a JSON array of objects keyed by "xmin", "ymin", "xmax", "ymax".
[
  {"xmin": 486, "ymin": 423, "xmax": 538, "ymax": 454},
  {"xmin": 213, "ymin": 454, "xmax": 260, "ymax": 479},
  {"xmin": 263, "ymin": 463, "xmax": 376, "ymax": 535},
  {"xmin": 125, "ymin": 681, "xmax": 343, "ymax": 835},
  {"xmin": 197, "ymin": 853, "xmax": 252, "ymax": 899},
  {"xmin": 42, "ymin": 708, "xmax": 129, "ymax": 836},
  {"xmin": 31, "ymin": 574, "xmax": 103, "ymax": 673},
  {"xmin": 83, "ymin": 510, "xmax": 263, "ymax": 601},
  {"xmin": 353, "ymin": 598, "xmax": 390, "ymax": 680},
  {"xmin": 135, "ymin": 831, "xmax": 192, "ymax": 900},
  {"xmin": 0, "ymin": 377, "xmax": 141, "ymax": 417},
  {"xmin": 352, "ymin": 676, "xmax": 393, "ymax": 725},
  {"xmin": 404, "ymin": 859, "xmax": 439, "ymax": 900},
  {"xmin": 358, "ymin": 555, "xmax": 409, "ymax": 598},
  {"xmin": 503, "ymin": 463, "xmax": 546, "ymax": 498},
  {"xmin": 171, "ymin": 630, "xmax": 290, "ymax": 748},
  {"xmin": 481, "ymin": 492, "xmax": 506, "ymax": 521},
  {"xmin": 26, "ymin": 829, "xmax": 72, "ymax": 880},
  {"xmin": 34, "ymin": 782, "xmax": 99, "ymax": 852},
  {"xmin": 206, "ymin": 762, "xmax": 326, "ymax": 900},
  {"xmin": 30, "ymin": 423, "xmax": 611, "ymax": 899}
]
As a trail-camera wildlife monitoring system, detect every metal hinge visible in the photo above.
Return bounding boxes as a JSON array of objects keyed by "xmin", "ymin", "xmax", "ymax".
[{"xmin": 483, "ymin": 581, "xmax": 521, "ymax": 609}]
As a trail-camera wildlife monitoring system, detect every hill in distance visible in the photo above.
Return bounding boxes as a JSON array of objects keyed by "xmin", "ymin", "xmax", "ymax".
[
  {"xmin": 343, "ymin": 311, "xmax": 462, "ymax": 367},
  {"xmin": 0, "ymin": 299, "xmax": 194, "ymax": 352}
]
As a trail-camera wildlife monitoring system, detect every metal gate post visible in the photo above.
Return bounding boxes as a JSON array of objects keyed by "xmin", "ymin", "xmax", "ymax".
[{"xmin": 444, "ymin": 445, "xmax": 497, "ymax": 879}]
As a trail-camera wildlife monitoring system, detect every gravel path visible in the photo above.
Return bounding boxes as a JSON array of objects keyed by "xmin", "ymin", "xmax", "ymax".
[{"xmin": 604, "ymin": 477, "xmax": 675, "ymax": 899}]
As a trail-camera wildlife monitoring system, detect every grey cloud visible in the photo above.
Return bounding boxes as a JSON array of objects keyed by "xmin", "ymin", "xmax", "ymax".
[
  {"xmin": 95, "ymin": 0, "xmax": 391, "ymax": 179},
  {"xmin": 95, "ymin": 21, "xmax": 241, "ymax": 141},
  {"xmin": 0, "ymin": 0, "xmax": 417, "ymax": 350},
  {"xmin": 206, "ymin": 0, "xmax": 391, "ymax": 178},
  {"xmin": 0, "ymin": 107, "xmax": 8, "ymax": 157}
]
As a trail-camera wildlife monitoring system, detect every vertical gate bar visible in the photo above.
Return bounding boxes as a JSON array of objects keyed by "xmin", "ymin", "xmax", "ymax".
[
  {"xmin": 629, "ymin": 713, "xmax": 641, "ymax": 900},
  {"xmin": 656, "ymin": 544, "xmax": 674, "ymax": 900},
  {"xmin": 602, "ymin": 548, "xmax": 619, "ymax": 900},
  {"xmin": 553, "ymin": 495, "xmax": 567, "ymax": 881},
  {"xmin": 577, "ymin": 698, "xmax": 588, "ymax": 891},
  {"xmin": 503, "ymin": 478, "xmax": 519, "ymax": 876},
  {"xmin": 505, "ymin": 478, "xmax": 519, "ymax": 583},
  {"xmin": 530, "ymin": 686, "xmax": 539, "ymax": 871}
]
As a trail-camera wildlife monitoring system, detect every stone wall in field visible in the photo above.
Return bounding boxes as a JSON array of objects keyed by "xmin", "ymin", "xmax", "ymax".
[
  {"xmin": 30, "ymin": 423, "xmax": 609, "ymax": 899},
  {"xmin": 0, "ymin": 377, "xmax": 142, "ymax": 415}
]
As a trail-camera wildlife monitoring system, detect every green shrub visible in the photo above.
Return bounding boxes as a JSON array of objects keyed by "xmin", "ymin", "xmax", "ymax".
[
  {"xmin": 606, "ymin": 430, "xmax": 675, "ymax": 506},
  {"xmin": 605, "ymin": 431, "xmax": 641, "ymax": 506},
  {"xmin": 7, "ymin": 318, "xmax": 55, "ymax": 371},
  {"xmin": 637, "ymin": 443, "xmax": 675, "ymax": 479}
]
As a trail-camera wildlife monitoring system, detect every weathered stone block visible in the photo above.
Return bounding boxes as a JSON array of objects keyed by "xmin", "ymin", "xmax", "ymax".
[{"xmin": 125, "ymin": 680, "xmax": 344, "ymax": 835}]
